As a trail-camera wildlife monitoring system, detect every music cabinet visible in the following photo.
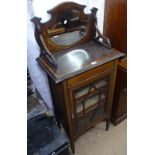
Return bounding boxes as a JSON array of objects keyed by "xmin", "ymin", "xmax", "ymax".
[{"xmin": 31, "ymin": 2, "xmax": 124, "ymax": 153}]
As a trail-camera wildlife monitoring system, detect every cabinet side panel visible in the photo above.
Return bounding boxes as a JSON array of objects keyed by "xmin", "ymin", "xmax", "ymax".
[
  {"xmin": 47, "ymin": 75, "xmax": 69, "ymax": 133},
  {"xmin": 111, "ymin": 66, "xmax": 127, "ymax": 125}
]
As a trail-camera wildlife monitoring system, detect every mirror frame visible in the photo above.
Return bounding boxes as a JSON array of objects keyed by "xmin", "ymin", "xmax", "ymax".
[{"xmin": 31, "ymin": 2, "xmax": 98, "ymax": 53}]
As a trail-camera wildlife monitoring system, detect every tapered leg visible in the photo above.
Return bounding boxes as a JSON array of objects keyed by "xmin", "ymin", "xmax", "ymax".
[
  {"xmin": 70, "ymin": 138, "xmax": 75, "ymax": 154},
  {"xmin": 106, "ymin": 119, "xmax": 110, "ymax": 131}
]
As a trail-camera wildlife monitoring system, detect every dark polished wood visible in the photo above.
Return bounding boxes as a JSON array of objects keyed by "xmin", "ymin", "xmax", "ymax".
[
  {"xmin": 37, "ymin": 42, "xmax": 124, "ymax": 83},
  {"xmin": 111, "ymin": 59, "xmax": 127, "ymax": 125},
  {"xmin": 31, "ymin": 2, "xmax": 124, "ymax": 153},
  {"xmin": 103, "ymin": 0, "xmax": 127, "ymax": 55}
]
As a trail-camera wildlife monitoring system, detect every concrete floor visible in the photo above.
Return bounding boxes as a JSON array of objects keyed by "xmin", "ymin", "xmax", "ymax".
[{"xmin": 73, "ymin": 119, "xmax": 127, "ymax": 155}]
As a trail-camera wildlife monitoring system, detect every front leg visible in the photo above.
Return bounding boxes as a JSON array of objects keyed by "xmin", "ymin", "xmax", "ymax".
[{"xmin": 106, "ymin": 118, "xmax": 110, "ymax": 131}]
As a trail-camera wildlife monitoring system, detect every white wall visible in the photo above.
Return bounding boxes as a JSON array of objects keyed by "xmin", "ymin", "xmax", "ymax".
[
  {"xmin": 27, "ymin": 0, "xmax": 105, "ymax": 111},
  {"xmin": 27, "ymin": 0, "xmax": 53, "ymax": 110}
]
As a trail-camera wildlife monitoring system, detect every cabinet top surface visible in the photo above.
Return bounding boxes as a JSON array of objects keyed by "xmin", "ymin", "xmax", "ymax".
[{"xmin": 37, "ymin": 41, "xmax": 124, "ymax": 83}]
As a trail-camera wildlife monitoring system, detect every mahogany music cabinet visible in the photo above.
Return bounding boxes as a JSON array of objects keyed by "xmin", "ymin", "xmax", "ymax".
[{"xmin": 31, "ymin": 2, "xmax": 124, "ymax": 153}]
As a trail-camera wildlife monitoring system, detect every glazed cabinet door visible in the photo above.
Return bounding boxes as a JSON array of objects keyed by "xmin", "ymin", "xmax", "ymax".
[{"xmin": 68, "ymin": 71, "xmax": 114, "ymax": 134}]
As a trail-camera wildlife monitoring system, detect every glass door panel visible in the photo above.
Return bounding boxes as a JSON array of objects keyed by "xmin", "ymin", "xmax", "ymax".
[{"xmin": 72, "ymin": 73, "xmax": 111, "ymax": 132}]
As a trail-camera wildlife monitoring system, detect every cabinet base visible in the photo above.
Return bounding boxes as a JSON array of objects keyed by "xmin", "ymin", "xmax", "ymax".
[{"xmin": 111, "ymin": 113, "xmax": 127, "ymax": 125}]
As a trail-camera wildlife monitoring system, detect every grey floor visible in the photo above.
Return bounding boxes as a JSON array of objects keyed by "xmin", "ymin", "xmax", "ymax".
[{"xmin": 72, "ymin": 119, "xmax": 127, "ymax": 155}]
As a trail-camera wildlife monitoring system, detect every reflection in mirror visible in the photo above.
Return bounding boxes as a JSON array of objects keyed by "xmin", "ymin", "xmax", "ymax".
[
  {"xmin": 56, "ymin": 10, "xmax": 81, "ymax": 28},
  {"xmin": 47, "ymin": 9, "xmax": 88, "ymax": 46},
  {"xmin": 50, "ymin": 30, "xmax": 86, "ymax": 46}
]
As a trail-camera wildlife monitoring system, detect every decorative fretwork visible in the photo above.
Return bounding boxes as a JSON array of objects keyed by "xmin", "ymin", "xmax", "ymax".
[
  {"xmin": 71, "ymin": 74, "xmax": 111, "ymax": 131},
  {"xmin": 73, "ymin": 75, "xmax": 110, "ymax": 131}
]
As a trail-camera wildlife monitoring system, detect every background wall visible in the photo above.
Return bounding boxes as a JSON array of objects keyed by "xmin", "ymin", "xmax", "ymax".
[{"xmin": 27, "ymin": 0, "xmax": 105, "ymax": 111}]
